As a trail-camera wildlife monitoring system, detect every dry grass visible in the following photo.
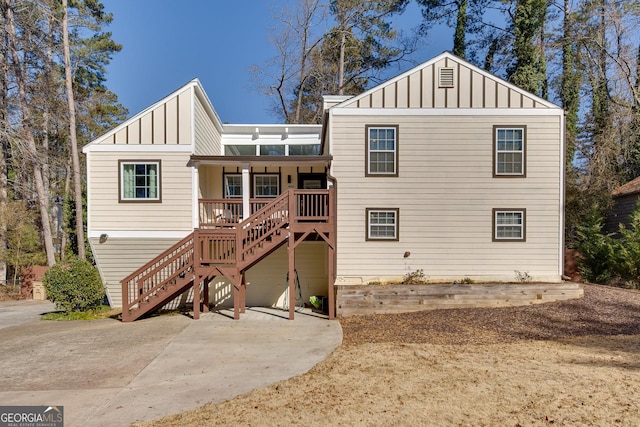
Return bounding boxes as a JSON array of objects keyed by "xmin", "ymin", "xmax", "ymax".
[{"xmin": 137, "ymin": 284, "xmax": 640, "ymax": 427}]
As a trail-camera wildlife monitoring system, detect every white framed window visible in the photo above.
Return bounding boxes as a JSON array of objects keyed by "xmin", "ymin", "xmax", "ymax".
[
  {"xmin": 493, "ymin": 209, "xmax": 526, "ymax": 241},
  {"xmin": 224, "ymin": 174, "xmax": 242, "ymax": 198},
  {"xmin": 366, "ymin": 208, "xmax": 399, "ymax": 241},
  {"xmin": 254, "ymin": 174, "xmax": 279, "ymax": 198},
  {"xmin": 119, "ymin": 160, "xmax": 160, "ymax": 202},
  {"xmin": 366, "ymin": 126, "xmax": 398, "ymax": 176},
  {"xmin": 494, "ymin": 126, "xmax": 526, "ymax": 176}
]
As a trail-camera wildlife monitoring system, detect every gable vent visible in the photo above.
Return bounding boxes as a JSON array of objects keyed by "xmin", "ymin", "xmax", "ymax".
[{"xmin": 439, "ymin": 67, "xmax": 455, "ymax": 88}]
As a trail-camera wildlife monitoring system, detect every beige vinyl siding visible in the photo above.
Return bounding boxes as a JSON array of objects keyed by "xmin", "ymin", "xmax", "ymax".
[
  {"xmin": 193, "ymin": 243, "xmax": 328, "ymax": 308},
  {"xmin": 101, "ymin": 89, "xmax": 191, "ymax": 145},
  {"xmin": 347, "ymin": 58, "xmax": 548, "ymax": 111},
  {"xmin": 246, "ymin": 243, "xmax": 327, "ymax": 307},
  {"xmin": 90, "ymin": 237, "xmax": 183, "ymax": 308},
  {"xmin": 88, "ymin": 151, "xmax": 193, "ymax": 231},
  {"xmin": 331, "ymin": 113, "xmax": 562, "ymax": 283},
  {"xmin": 193, "ymin": 92, "xmax": 222, "ymax": 155}
]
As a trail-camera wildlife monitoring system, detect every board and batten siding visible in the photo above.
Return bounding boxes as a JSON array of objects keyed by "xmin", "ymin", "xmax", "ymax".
[
  {"xmin": 88, "ymin": 151, "xmax": 194, "ymax": 231},
  {"xmin": 330, "ymin": 113, "xmax": 562, "ymax": 283},
  {"xmin": 193, "ymin": 91, "xmax": 222, "ymax": 155},
  {"xmin": 89, "ymin": 237, "xmax": 184, "ymax": 308},
  {"xmin": 342, "ymin": 56, "xmax": 547, "ymax": 111},
  {"xmin": 104, "ymin": 89, "xmax": 191, "ymax": 145}
]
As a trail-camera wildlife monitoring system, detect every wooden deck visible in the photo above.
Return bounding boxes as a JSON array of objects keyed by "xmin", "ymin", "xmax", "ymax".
[
  {"xmin": 336, "ymin": 282, "xmax": 584, "ymax": 316},
  {"xmin": 121, "ymin": 188, "xmax": 336, "ymax": 322}
]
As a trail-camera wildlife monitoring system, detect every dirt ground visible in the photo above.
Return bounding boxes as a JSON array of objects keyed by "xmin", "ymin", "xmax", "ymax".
[{"xmin": 140, "ymin": 284, "xmax": 640, "ymax": 426}]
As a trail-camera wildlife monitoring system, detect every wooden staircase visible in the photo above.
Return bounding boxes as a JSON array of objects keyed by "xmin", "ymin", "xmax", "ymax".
[{"xmin": 121, "ymin": 189, "xmax": 332, "ymax": 322}]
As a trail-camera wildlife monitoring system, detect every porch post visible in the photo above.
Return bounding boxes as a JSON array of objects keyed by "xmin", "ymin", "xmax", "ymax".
[
  {"xmin": 288, "ymin": 231, "xmax": 295, "ymax": 320},
  {"xmin": 241, "ymin": 162, "xmax": 250, "ymax": 220},
  {"xmin": 193, "ymin": 279, "xmax": 200, "ymax": 320}
]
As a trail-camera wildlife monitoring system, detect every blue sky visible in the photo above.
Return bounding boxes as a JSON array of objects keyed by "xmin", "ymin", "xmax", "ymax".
[{"xmin": 102, "ymin": 1, "xmax": 451, "ymax": 124}]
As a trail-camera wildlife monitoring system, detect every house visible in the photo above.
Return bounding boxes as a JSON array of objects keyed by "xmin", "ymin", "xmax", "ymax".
[
  {"xmin": 607, "ymin": 176, "xmax": 640, "ymax": 234},
  {"xmin": 82, "ymin": 52, "xmax": 565, "ymax": 321}
]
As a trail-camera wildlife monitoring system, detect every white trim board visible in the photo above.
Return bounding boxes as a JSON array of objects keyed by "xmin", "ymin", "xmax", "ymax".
[
  {"xmin": 83, "ymin": 144, "xmax": 193, "ymax": 153},
  {"xmin": 330, "ymin": 108, "xmax": 564, "ymax": 117}
]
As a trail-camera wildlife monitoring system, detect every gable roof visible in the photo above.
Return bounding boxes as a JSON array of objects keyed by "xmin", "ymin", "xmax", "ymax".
[
  {"xmin": 82, "ymin": 79, "xmax": 223, "ymax": 151},
  {"xmin": 334, "ymin": 51, "xmax": 561, "ymax": 111}
]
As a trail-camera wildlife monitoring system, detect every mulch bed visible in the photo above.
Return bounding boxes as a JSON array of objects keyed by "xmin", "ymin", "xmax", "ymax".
[{"xmin": 340, "ymin": 284, "xmax": 640, "ymax": 345}]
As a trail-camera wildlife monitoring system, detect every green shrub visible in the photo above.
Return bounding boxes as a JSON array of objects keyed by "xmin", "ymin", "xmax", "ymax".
[
  {"xmin": 610, "ymin": 205, "xmax": 640, "ymax": 288},
  {"xmin": 43, "ymin": 257, "xmax": 105, "ymax": 312},
  {"xmin": 402, "ymin": 269, "xmax": 427, "ymax": 285},
  {"xmin": 575, "ymin": 209, "xmax": 614, "ymax": 284}
]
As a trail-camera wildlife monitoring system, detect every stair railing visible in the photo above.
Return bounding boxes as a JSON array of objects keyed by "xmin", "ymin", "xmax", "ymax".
[{"xmin": 121, "ymin": 233, "xmax": 195, "ymax": 320}]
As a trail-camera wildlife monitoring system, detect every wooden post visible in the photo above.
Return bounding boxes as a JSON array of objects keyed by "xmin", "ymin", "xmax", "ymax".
[
  {"xmin": 193, "ymin": 230, "xmax": 201, "ymax": 320},
  {"xmin": 233, "ymin": 284, "xmax": 240, "ymax": 320},
  {"xmin": 240, "ymin": 273, "xmax": 246, "ymax": 314},
  {"xmin": 193, "ymin": 279, "xmax": 200, "ymax": 320},
  {"xmin": 288, "ymin": 232, "xmax": 295, "ymax": 320},
  {"xmin": 202, "ymin": 276, "xmax": 210, "ymax": 313}
]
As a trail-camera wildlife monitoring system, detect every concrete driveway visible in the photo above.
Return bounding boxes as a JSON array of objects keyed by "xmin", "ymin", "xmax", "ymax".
[{"xmin": 0, "ymin": 301, "xmax": 342, "ymax": 426}]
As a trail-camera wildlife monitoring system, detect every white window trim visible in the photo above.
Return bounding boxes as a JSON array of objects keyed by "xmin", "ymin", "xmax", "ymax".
[
  {"xmin": 494, "ymin": 126, "xmax": 526, "ymax": 177},
  {"xmin": 493, "ymin": 209, "xmax": 526, "ymax": 242},
  {"xmin": 253, "ymin": 174, "xmax": 280, "ymax": 198},
  {"xmin": 119, "ymin": 160, "xmax": 161, "ymax": 202},
  {"xmin": 366, "ymin": 208, "xmax": 399, "ymax": 241},
  {"xmin": 366, "ymin": 126, "xmax": 398, "ymax": 176},
  {"xmin": 224, "ymin": 174, "xmax": 243, "ymax": 198}
]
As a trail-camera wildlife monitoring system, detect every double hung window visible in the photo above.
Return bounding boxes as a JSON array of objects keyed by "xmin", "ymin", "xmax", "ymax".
[
  {"xmin": 494, "ymin": 126, "xmax": 526, "ymax": 176},
  {"xmin": 366, "ymin": 208, "xmax": 399, "ymax": 241},
  {"xmin": 224, "ymin": 174, "xmax": 242, "ymax": 198},
  {"xmin": 119, "ymin": 161, "xmax": 160, "ymax": 202},
  {"xmin": 366, "ymin": 126, "xmax": 398, "ymax": 176},
  {"xmin": 254, "ymin": 174, "xmax": 279, "ymax": 198},
  {"xmin": 493, "ymin": 209, "xmax": 526, "ymax": 241}
]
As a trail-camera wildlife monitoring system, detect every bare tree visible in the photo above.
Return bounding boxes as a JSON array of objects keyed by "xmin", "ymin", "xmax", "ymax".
[
  {"xmin": 3, "ymin": 0, "xmax": 56, "ymax": 266},
  {"xmin": 62, "ymin": 0, "xmax": 85, "ymax": 259},
  {"xmin": 251, "ymin": 0, "xmax": 327, "ymax": 123},
  {"xmin": 0, "ymin": 8, "xmax": 7, "ymax": 282}
]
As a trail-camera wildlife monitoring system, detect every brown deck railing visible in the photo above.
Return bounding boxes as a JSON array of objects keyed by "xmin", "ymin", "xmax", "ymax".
[
  {"xmin": 199, "ymin": 190, "xmax": 331, "ymax": 227},
  {"xmin": 121, "ymin": 233, "xmax": 195, "ymax": 321},
  {"xmin": 199, "ymin": 199, "xmax": 269, "ymax": 227}
]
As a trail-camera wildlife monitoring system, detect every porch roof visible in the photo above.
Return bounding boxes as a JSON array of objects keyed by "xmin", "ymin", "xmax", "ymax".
[{"xmin": 191, "ymin": 155, "xmax": 332, "ymax": 167}]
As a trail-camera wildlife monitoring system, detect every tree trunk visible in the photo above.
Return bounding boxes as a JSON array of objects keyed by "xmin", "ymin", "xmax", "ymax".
[
  {"xmin": 338, "ymin": 29, "xmax": 346, "ymax": 95},
  {"xmin": 453, "ymin": 0, "xmax": 467, "ymax": 59},
  {"xmin": 0, "ymin": 5, "xmax": 8, "ymax": 283},
  {"xmin": 4, "ymin": 0, "xmax": 56, "ymax": 266},
  {"xmin": 62, "ymin": 0, "xmax": 85, "ymax": 260}
]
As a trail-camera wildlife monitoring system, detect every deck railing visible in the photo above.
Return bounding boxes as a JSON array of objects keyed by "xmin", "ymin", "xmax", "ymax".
[
  {"xmin": 199, "ymin": 199, "xmax": 269, "ymax": 227},
  {"xmin": 199, "ymin": 190, "xmax": 331, "ymax": 227}
]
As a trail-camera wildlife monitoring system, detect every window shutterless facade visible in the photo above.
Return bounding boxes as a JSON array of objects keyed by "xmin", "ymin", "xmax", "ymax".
[
  {"xmin": 493, "ymin": 209, "xmax": 526, "ymax": 241},
  {"xmin": 119, "ymin": 160, "xmax": 161, "ymax": 202},
  {"xmin": 366, "ymin": 125, "xmax": 398, "ymax": 177},
  {"xmin": 366, "ymin": 208, "xmax": 399, "ymax": 241},
  {"xmin": 253, "ymin": 174, "xmax": 280, "ymax": 198},
  {"xmin": 494, "ymin": 126, "xmax": 526, "ymax": 177},
  {"xmin": 223, "ymin": 174, "xmax": 242, "ymax": 198}
]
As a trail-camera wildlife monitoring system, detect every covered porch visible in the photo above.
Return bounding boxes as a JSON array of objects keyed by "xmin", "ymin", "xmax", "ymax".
[{"xmin": 191, "ymin": 155, "xmax": 336, "ymax": 320}]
